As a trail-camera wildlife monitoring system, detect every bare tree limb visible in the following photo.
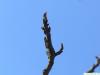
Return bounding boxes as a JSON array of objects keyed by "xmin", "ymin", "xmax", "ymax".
[
  {"xmin": 86, "ymin": 56, "xmax": 100, "ymax": 73},
  {"xmin": 55, "ymin": 43, "xmax": 63, "ymax": 56},
  {"xmin": 42, "ymin": 12, "xmax": 64, "ymax": 75}
]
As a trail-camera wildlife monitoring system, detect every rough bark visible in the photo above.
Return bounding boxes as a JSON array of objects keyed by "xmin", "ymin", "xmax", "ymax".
[
  {"xmin": 87, "ymin": 56, "xmax": 100, "ymax": 73},
  {"xmin": 41, "ymin": 12, "xmax": 64, "ymax": 75}
]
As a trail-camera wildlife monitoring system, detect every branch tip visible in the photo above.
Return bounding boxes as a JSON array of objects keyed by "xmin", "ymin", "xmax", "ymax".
[
  {"xmin": 87, "ymin": 56, "xmax": 100, "ymax": 73},
  {"xmin": 43, "ymin": 12, "xmax": 47, "ymax": 17},
  {"xmin": 55, "ymin": 43, "xmax": 64, "ymax": 56},
  {"xmin": 96, "ymin": 56, "xmax": 100, "ymax": 64}
]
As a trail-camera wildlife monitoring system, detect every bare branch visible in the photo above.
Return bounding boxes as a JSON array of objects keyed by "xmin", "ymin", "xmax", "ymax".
[
  {"xmin": 86, "ymin": 56, "xmax": 100, "ymax": 73},
  {"xmin": 55, "ymin": 43, "xmax": 64, "ymax": 56},
  {"xmin": 42, "ymin": 12, "xmax": 64, "ymax": 75}
]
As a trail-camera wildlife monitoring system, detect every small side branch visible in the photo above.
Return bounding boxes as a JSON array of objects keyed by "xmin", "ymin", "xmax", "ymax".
[
  {"xmin": 87, "ymin": 56, "xmax": 100, "ymax": 73},
  {"xmin": 55, "ymin": 43, "xmax": 64, "ymax": 56},
  {"xmin": 42, "ymin": 12, "xmax": 64, "ymax": 75}
]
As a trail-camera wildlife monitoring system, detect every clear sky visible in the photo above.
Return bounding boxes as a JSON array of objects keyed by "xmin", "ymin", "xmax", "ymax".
[{"xmin": 0, "ymin": 0, "xmax": 100, "ymax": 75}]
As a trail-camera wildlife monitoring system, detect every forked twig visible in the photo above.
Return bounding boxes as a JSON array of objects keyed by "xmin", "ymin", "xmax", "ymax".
[
  {"xmin": 87, "ymin": 56, "xmax": 100, "ymax": 73},
  {"xmin": 41, "ymin": 12, "xmax": 64, "ymax": 75}
]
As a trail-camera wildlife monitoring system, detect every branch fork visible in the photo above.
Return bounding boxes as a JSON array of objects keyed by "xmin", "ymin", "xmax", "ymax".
[
  {"xmin": 42, "ymin": 12, "xmax": 64, "ymax": 75},
  {"xmin": 87, "ymin": 56, "xmax": 100, "ymax": 73}
]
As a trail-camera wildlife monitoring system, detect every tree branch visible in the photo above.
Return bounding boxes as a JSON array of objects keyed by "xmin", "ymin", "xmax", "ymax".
[
  {"xmin": 55, "ymin": 43, "xmax": 64, "ymax": 56},
  {"xmin": 86, "ymin": 56, "xmax": 100, "ymax": 73},
  {"xmin": 42, "ymin": 12, "xmax": 64, "ymax": 75}
]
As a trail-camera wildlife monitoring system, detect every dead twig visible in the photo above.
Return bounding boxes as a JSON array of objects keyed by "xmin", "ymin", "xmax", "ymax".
[
  {"xmin": 41, "ymin": 12, "xmax": 64, "ymax": 75},
  {"xmin": 87, "ymin": 56, "xmax": 100, "ymax": 73}
]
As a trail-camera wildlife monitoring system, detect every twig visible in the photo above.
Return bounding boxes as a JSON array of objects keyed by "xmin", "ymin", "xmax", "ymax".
[
  {"xmin": 41, "ymin": 12, "xmax": 64, "ymax": 75},
  {"xmin": 86, "ymin": 56, "xmax": 100, "ymax": 73}
]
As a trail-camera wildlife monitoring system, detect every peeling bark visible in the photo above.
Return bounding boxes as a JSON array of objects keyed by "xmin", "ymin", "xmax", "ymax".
[{"xmin": 41, "ymin": 12, "xmax": 64, "ymax": 75}]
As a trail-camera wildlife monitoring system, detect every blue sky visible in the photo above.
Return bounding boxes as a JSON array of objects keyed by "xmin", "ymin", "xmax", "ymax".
[{"xmin": 0, "ymin": 0, "xmax": 100, "ymax": 75}]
